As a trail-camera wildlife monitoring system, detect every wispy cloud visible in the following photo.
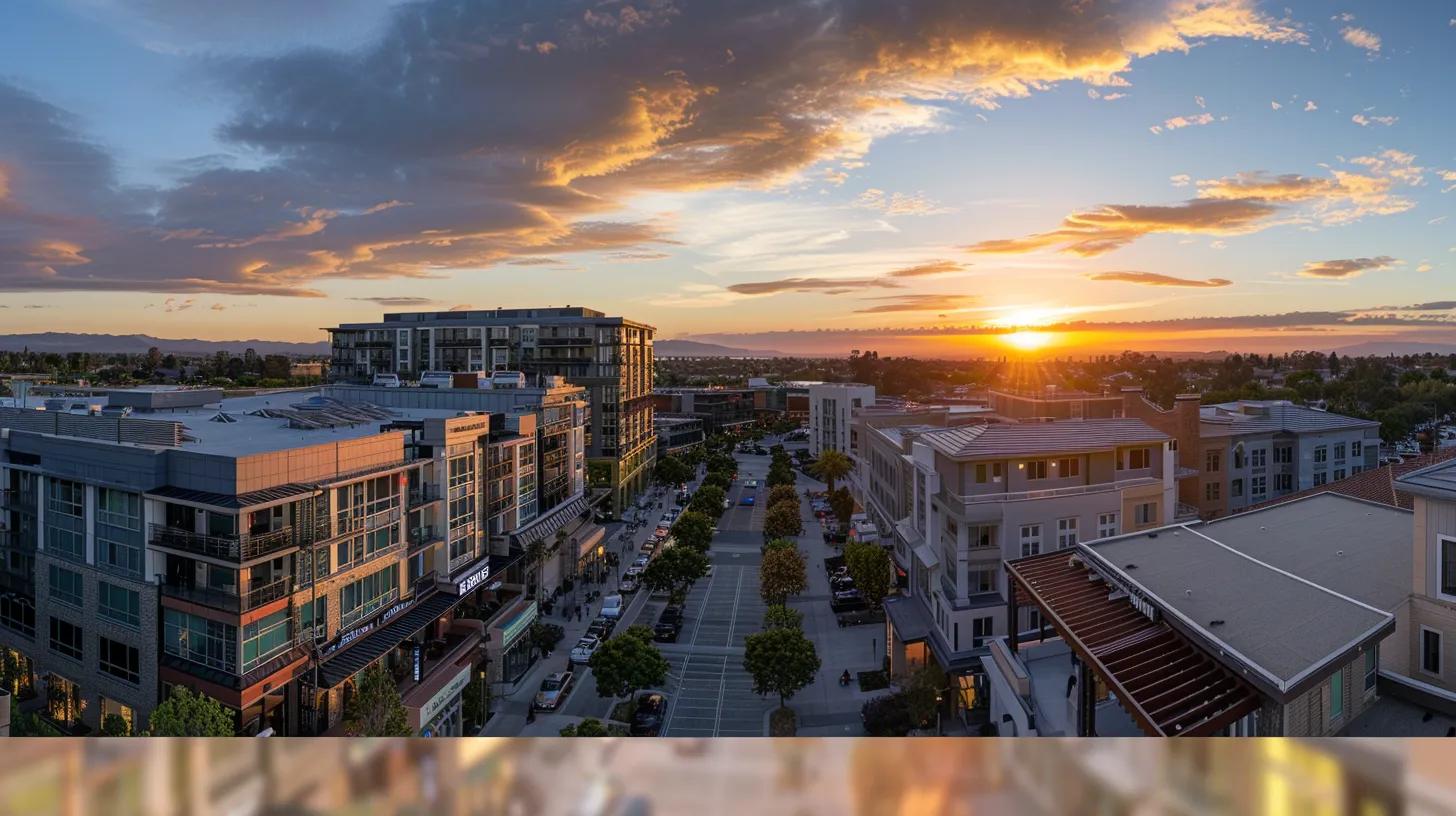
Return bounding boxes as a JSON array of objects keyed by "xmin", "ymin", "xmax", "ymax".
[
  {"xmin": 854, "ymin": 294, "xmax": 977, "ymax": 314},
  {"xmin": 1298, "ymin": 256, "xmax": 1401, "ymax": 280},
  {"xmin": 854, "ymin": 189, "xmax": 947, "ymax": 216},
  {"xmin": 726, "ymin": 277, "xmax": 901, "ymax": 296},
  {"xmin": 1149, "ymin": 112, "xmax": 1218, "ymax": 134},
  {"xmin": 350, "ymin": 296, "xmax": 436, "ymax": 307},
  {"xmin": 886, "ymin": 260, "xmax": 965, "ymax": 278},
  {"xmin": 1340, "ymin": 26, "xmax": 1382, "ymax": 54},
  {"xmin": 1088, "ymin": 271, "xmax": 1233, "ymax": 287},
  {"xmin": 1352, "ymin": 113, "xmax": 1397, "ymax": 127}
]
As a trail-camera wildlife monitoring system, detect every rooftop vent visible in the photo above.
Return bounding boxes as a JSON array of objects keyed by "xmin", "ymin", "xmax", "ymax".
[{"xmin": 208, "ymin": 412, "xmax": 239, "ymax": 424}]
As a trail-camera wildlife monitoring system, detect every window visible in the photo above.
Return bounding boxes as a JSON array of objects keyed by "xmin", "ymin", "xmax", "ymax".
[
  {"xmin": 1056, "ymin": 517, "xmax": 1078, "ymax": 549},
  {"xmin": 1205, "ymin": 482, "xmax": 1220, "ymax": 501},
  {"xmin": 1250, "ymin": 449, "xmax": 1266, "ymax": 468},
  {"xmin": 1314, "ymin": 445, "xmax": 1327, "ymax": 464},
  {"xmin": 1251, "ymin": 476, "xmax": 1267, "ymax": 497},
  {"xmin": 971, "ymin": 616, "xmax": 994, "ymax": 649},
  {"xmin": 1439, "ymin": 536, "xmax": 1456, "ymax": 600},
  {"xmin": 1134, "ymin": 502, "xmax": 1157, "ymax": 526},
  {"xmin": 967, "ymin": 569, "xmax": 995, "ymax": 595},
  {"xmin": 1025, "ymin": 460, "xmax": 1048, "ymax": 480},
  {"xmin": 1352, "ymin": 441, "xmax": 1363, "ymax": 458},
  {"xmin": 1126, "ymin": 448, "xmax": 1151, "ymax": 469},
  {"xmin": 1275, "ymin": 473, "xmax": 1293, "ymax": 492},
  {"xmin": 1333, "ymin": 443, "xmax": 1346, "ymax": 461},
  {"xmin": 96, "ymin": 489, "xmax": 140, "ymax": 531},
  {"xmin": 1097, "ymin": 512, "xmax": 1119, "ymax": 539},
  {"xmin": 48, "ymin": 564, "xmax": 83, "ymax": 607},
  {"xmin": 1333, "ymin": 469, "xmax": 1346, "ymax": 481},
  {"xmin": 1364, "ymin": 648, "xmax": 1378, "ymax": 692},
  {"xmin": 1232, "ymin": 446, "xmax": 1245, "ymax": 469},
  {"xmin": 1329, "ymin": 669, "xmax": 1343, "ymax": 720},
  {"xmin": 1019, "ymin": 524, "xmax": 1042, "ymax": 557},
  {"xmin": 96, "ymin": 535, "xmax": 142, "ymax": 576},
  {"xmin": 98, "ymin": 582, "xmax": 140, "ymax": 628},
  {"xmin": 1313, "ymin": 472, "xmax": 1328, "ymax": 487},
  {"xmin": 49, "ymin": 616, "xmax": 83, "ymax": 661},
  {"xmin": 45, "ymin": 527, "xmax": 85, "ymax": 562},
  {"xmin": 1231, "ymin": 479, "xmax": 1244, "ymax": 498},
  {"xmin": 98, "ymin": 637, "xmax": 140, "ymax": 685},
  {"xmin": 1422, "ymin": 627, "xmax": 1442, "ymax": 676},
  {"xmin": 47, "ymin": 479, "xmax": 83, "ymax": 518},
  {"xmin": 975, "ymin": 463, "xmax": 1003, "ymax": 484},
  {"xmin": 967, "ymin": 525, "xmax": 996, "ymax": 549},
  {"xmin": 1273, "ymin": 446, "xmax": 1293, "ymax": 464},
  {"xmin": 341, "ymin": 563, "xmax": 400, "ymax": 629},
  {"xmin": 299, "ymin": 597, "xmax": 328, "ymax": 643},
  {"xmin": 1205, "ymin": 451, "xmax": 1221, "ymax": 472},
  {"xmin": 1054, "ymin": 458, "xmax": 1080, "ymax": 478},
  {"xmin": 164, "ymin": 609, "xmax": 238, "ymax": 673},
  {"xmin": 242, "ymin": 609, "xmax": 293, "ymax": 673}
]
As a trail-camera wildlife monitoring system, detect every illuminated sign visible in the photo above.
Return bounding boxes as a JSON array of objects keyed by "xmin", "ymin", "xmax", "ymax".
[{"xmin": 454, "ymin": 560, "xmax": 491, "ymax": 596}]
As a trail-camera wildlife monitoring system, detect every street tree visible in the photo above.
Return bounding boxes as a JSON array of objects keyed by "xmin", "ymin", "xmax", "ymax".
[
  {"xmin": 654, "ymin": 455, "xmax": 694, "ymax": 487},
  {"xmin": 766, "ymin": 460, "xmax": 796, "ymax": 488},
  {"xmin": 763, "ymin": 603, "xmax": 804, "ymax": 630},
  {"xmin": 828, "ymin": 487, "xmax": 855, "ymax": 530},
  {"xmin": 148, "ymin": 686, "xmax": 236, "ymax": 737},
  {"xmin": 343, "ymin": 665, "xmax": 414, "ymax": 736},
  {"xmin": 767, "ymin": 484, "xmax": 800, "ymax": 512},
  {"xmin": 762, "ymin": 537, "xmax": 798, "ymax": 553},
  {"xmin": 702, "ymin": 471, "xmax": 733, "ymax": 493},
  {"xmin": 763, "ymin": 501, "xmax": 803, "ymax": 540},
  {"xmin": 670, "ymin": 510, "xmax": 715, "ymax": 552},
  {"xmin": 759, "ymin": 545, "xmax": 807, "ymax": 605},
  {"xmin": 559, "ymin": 718, "xmax": 610, "ymax": 737},
  {"xmin": 640, "ymin": 544, "xmax": 710, "ymax": 597},
  {"xmin": 688, "ymin": 484, "xmax": 726, "ymax": 518},
  {"xmin": 811, "ymin": 449, "xmax": 853, "ymax": 492},
  {"xmin": 902, "ymin": 662, "xmax": 949, "ymax": 730},
  {"xmin": 743, "ymin": 626, "xmax": 821, "ymax": 709},
  {"xmin": 844, "ymin": 540, "xmax": 892, "ymax": 609},
  {"xmin": 589, "ymin": 626, "xmax": 670, "ymax": 700}
]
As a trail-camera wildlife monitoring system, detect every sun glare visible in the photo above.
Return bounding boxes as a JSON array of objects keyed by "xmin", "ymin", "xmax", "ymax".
[{"xmin": 1001, "ymin": 330, "xmax": 1053, "ymax": 352}]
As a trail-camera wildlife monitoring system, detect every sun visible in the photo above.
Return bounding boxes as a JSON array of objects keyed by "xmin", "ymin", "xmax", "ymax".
[{"xmin": 1001, "ymin": 330, "xmax": 1053, "ymax": 352}]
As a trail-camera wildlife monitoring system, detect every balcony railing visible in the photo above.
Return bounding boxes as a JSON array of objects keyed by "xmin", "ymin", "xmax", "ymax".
[
  {"xmin": 407, "ymin": 484, "xmax": 441, "ymax": 505},
  {"xmin": 409, "ymin": 525, "xmax": 441, "ymax": 549},
  {"xmin": 149, "ymin": 524, "xmax": 295, "ymax": 562},
  {"xmin": 944, "ymin": 476, "xmax": 1163, "ymax": 507},
  {"xmin": 160, "ymin": 575, "xmax": 293, "ymax": 613}
]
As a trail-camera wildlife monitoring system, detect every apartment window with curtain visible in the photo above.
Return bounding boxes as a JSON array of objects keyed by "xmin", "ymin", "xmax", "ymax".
[
  {"xmin": 1025, "ymin": 461, "xmax": 1048, "ymax": 480},
  {"xmin": 1054, "ymin": 458, "xmax": 1080, "ymax": 477}
]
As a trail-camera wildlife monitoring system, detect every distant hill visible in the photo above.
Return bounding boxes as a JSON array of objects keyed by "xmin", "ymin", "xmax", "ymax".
[
  {"xmin": 0, "ymin": 332, "xmax": 329, "ymax": 357},
  {"xmin": 1330, "ymin": 340, "xmax": 1456, "ymax": 358},
  {"xmin": 655, "ymin": 339, "xmax": 786, "ymax": 358}
]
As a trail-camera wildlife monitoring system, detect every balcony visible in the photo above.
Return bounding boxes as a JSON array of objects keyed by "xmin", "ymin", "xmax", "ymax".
[
  {"xmin": 161, "ymin": 575, "xmax": 293, "ymax": 613},
  {"xmin": 407, "ymin": 484, "xmax": 442, "ymax": 506},
  {"xmin": 150, "ymin": 524, "xmax": 296, "ymax": 562},
  {"xmin": 944, "ymin": 476, "xmax": 1163, "ymax": 507},
  {"xmin": 409, "ymin": 525, "xmax": 442, "ymax": 550}
]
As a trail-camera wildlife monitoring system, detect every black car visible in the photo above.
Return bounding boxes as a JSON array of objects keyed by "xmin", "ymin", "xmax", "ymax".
[
  {"xmin": 588, "ymin": 615, "xmax": 617, "ymax": 639},
  {"xmin": 652, "ymin": 621, "xmax": 680, "ymax": 642},
  {"xmin": 631, "ymin": 692, "xmax": 668, "ymax": 736},
  {"xmin": 659, "ymin": 605, "xmax": 683, "ymax": 626}
]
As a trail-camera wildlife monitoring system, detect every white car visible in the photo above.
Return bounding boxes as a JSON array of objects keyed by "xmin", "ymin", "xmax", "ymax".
[
  {"xmin": 570, "ymin": 635, "xmax": 602, "ymax": 664},
  {"xmin": 600, "ymin": 594, "xmax": 624, "ymax": 619},
  {"xmin": 371, "ymin": 373, "xmax": 401, "ymax": 388},
  {"xmin": 620, "ymin": 575, "xmax": 639, "ymax": 593}
]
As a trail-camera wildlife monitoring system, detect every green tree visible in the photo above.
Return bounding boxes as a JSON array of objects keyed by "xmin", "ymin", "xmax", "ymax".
[
  {"xmin": 844, "ymin": 541, "xmax": 892, "ymax": 609},
  {"xmin": 559, "ymin": 717, "xmax": 610, "ymax": 737},
  {"xmin": 827, "ymin": 487, "xmax": 855, "ymax": 530},
  {"xmin": 767, "ymin": 484, "xmax": 800, "ymax": 511},
  {"xmin": 702, "ymin": 471, "xmax": 733, "ymax": 493},
  {"xmin": 640, "ymin": 544, "xmax": 710, "ymax": 596},
  {"xmin": 688, "ymin": 484, "xmax": 726, "ymax": 518},
  {"xmin": 766, "ymin": 460, "xmax": 796, "ymax": 488},
  {"xmin": 343, "ymin": 665, "xmax": 413, "ymax": 737},
  {"xmin": 763, "ymin": 501, "xmax": 803, "ymax": 540},
  {"xmin": 743, "ymin": 626, "xmax": 821, "ymax": 709},
  {"xmin": 147, "ymin": 686, "xmax": 235, "ymax": 737},
  {"xmin": 589, "ymin": 626, "xmax": 670, "ymax": 700},
  {"xmin": 901, "ymin": 662, "xmax": 948, "ymax": 729},
  {"xmin": 759, "ymin": 545, "xmax": 807, "ymax": 605},
  {"xmin": 811, "ymin": 449, "xmax": 853, "ymax": 492},
  {"xmin": 654, "ymin": 455, "xmax": 694, "ymax": 487},
  {"xmin": 100, "ymin": 713, "xmax": 132, "ymax": 737},
  {"xmin": 762, "ymin": 538, "xmax": 798, "ymax": 553},
  {"xmin": 670, "ymin": 510, "xmax": 715, "ymax": 551},
  {"xmin": 462, "ymin": 670, "xmax": 487, "ymax": 732},
  {"xmin": 763, "ymin": 604, "xmax": 804, "ymax": 630}
]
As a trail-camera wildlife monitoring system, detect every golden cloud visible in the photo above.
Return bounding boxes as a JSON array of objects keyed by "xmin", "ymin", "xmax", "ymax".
[
  {"xmin": 1298, "ymin": 256, "xmax": 1400, "ymax": 279},
  {"xmin": 1088, "ymin": 271, "xmax": 1233, "ymax": 287}
]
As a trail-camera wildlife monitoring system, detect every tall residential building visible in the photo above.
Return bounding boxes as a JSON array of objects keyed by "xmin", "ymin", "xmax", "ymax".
[
  {"xmin": 808, "ymin": 383, "xmax": 875, "ymax": 458},
  {"xmin": 875, "ymin": 417, "xmax": 1184, "ymax": 723},
  {"xmin": 0, "ymin": 383, "xmax": 596, "ymax": 736},
  {"xmin": 326, "ymin": 307, "xmax": 655, "ymax": 515}
]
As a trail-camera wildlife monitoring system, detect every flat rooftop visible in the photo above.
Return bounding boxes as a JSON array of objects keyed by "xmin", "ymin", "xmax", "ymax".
[
  {"xmin": 921, "ymin": 417, "xmax": 1167, "ymax": 459},
  {"xmin": 1200, "ymin": 400, "xmax": 1378, "ymax": 436},
  {"xmin": 1083, "ymin": 493, "xmax": 1400, "ymax": 691}
]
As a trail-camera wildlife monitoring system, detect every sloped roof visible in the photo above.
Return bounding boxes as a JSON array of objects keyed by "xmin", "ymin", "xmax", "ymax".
[
  {"xmin": 1396, "ymin": 454, "xmax": 1456, "ymax": 501},
  {"xmin": 920, "ymin": 418, "xmax": 1167, "ymax": 459},
  {"xmin": 1251, "ymin": 447, "xmax": 1456, "ymax": 511},
  {"xmin": 1199, "ymin": 401, "xmax": 1378, "ymax": 437}
]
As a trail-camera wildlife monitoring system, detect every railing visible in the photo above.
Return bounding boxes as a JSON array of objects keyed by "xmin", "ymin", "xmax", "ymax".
[
  {"xmin": 407, "ymin": 484, "xmax": 441, "ymax": 505},
  {"xmin": 409, "ymin": 525, "xmax": 440, "ymax": 549},
  {"xmin": 340, "ymin": 587, "xmax": 400, "ymax": 630},
  {"xmin": 335, "ymin": 507, "xmax": 403, "ymax": 536},
  {"xmin": 160, "ymin": 575, "xmax": 293, "ymax": 613},
  {"xmin": 1174, "ymin": 502, "xmax": 1201, "ymax": 521},
  {"xmin": 149, "ymin": 524, "xmax": 295, "ymax": 561},
  {"xmin": 944, "ymin": 476, "xmax": 1162, "ymax": 506}
]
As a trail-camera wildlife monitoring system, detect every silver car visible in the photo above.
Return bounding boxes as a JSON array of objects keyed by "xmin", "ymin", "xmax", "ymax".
[{"xmin": 534, "ymin": 670, "xmax": 575, "ymax": 710}]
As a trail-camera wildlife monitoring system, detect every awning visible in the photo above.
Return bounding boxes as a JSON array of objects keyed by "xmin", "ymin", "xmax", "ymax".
[
  {"xmin": 318, "ymin": 591, "xmax": 461, "ymax": 688},
  {"xmin": 913, "ymin": 542, "xmax": 940, "ymax": 569},
  {"xmin": 883, "ymin": 595, "xmax": 932, "ymax": 644},
  {"xmin": 147, "ymin": 483, "xmax": 317, "ymax": 510},
  {"xmin": 508, "ymin": 493, "xmax": 590, "ymax": 549},
  {"xmin": 1006, "ymin": 550, "xmax": 1261, "ymax": 737}
]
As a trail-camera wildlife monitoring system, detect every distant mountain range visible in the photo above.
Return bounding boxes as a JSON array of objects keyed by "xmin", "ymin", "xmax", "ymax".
[
  {"xmin": 655, "ymin": 339, "xmax": 787, "ymax": 358},
  {"xmin": 1329, "ymin": 340, "xmax": 1456, "ymax": 357},
  {"xmin": 0, "ymin": 332, "xmax": 330, "ymax": 357}
]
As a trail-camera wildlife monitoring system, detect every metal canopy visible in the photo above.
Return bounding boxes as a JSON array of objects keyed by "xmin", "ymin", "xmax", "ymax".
[{"xmin": 1006, "ymin": 550, "xmax": 1261, "ymax": 737}]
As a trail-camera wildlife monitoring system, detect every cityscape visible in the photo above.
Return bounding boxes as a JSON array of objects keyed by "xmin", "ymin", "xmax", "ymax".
[{"xmin": 1, "ymin": 0, "xmax": 1455, "ymax": 814}]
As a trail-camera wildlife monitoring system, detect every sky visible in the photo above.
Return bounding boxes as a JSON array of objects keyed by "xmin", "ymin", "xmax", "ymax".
[{"xmin": 0, "ymin": 0, "xmax": 1453, "ymax": 358}]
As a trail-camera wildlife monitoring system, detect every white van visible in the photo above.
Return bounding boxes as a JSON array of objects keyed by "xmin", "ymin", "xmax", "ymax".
[
  {"xmin": 418, "ymin": 371, "xmax": 454, "ymax": 389},
  {"xmin": 372, "ymin": 373, "xmax": 401, "ymax": 388}
]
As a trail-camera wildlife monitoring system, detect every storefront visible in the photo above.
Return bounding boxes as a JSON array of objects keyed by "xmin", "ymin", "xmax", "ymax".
[
  {"xmin": 413, "ymin": 665, "xmax": 471, "ymax": 737},
  {"xmin": 490, "ymin": 599, "xmax": 539, "ymax": 688},
  {"xmin": 573, "ymin": 525, "xmax": 607, "ymax": 587}
]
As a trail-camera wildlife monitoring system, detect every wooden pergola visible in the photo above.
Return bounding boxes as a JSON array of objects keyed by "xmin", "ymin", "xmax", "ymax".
[{"xmin": 1005, "ymin": 549, "xmax": 1261, "ymax": 737}]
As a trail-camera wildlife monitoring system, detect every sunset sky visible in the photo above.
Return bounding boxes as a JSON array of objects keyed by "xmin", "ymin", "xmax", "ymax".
[{"xmin": 1, "ymin": 1, "xmax": 1452, "ymax": 357}]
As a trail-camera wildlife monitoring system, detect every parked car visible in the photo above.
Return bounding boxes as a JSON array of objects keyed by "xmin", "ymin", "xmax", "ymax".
[
  {"xmin": 654, "ymin": 526, "xmax": 671, "ymax": 539},
  {"xmin": 600, "ymin": 595, "xmax": 624, "ymax": 619},
  {"xmin": 630, "ymin": 692, "xmax": 669, "ymax": 736},
  {"xmin": 372, "ymin": 373, "xmax": 402, "ymax": 388},
  {"xmin": 659, "ymin": 605, "xmax": 683, "ymax": 626},
  {"xmin": 652, "ymin": 621, "xmax": 680, "ymax": 642},
  {"xmin": 831, "ymin": 576, "xmax": 855, "ymax": 591},
  {"xmin": 620, "ymin": 575, "xmax": 640, "ymax": 593},
  {"xmin": 570, "ymin": 635, "xmax": 602, "ymax": 664},
  {"xmin": 588, "ymin": 617, "xmax": 615, "ymax": 639},
  {"xmin": 534, "ymin": 671, "xmax": 575, "ymax": 711},
  {"xmin": 633, "ymin": 554, "xmax": 651, "ymax": 568},
  {"xmin": 640, "ymin": 540, "xmax": 658, "ymax": 555},
  {"xmin": 833, "ymin": 588, "xmax": 863, "ymax": 602},
  {"xmin": 704, "ymin": 564, "xmax": 715, "ymax": 580}
]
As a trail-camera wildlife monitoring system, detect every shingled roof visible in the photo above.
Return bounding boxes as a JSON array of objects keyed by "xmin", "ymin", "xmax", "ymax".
[{"xmin": 1249, "ymin": 447, "xmax": 1456, "ymax": 512}]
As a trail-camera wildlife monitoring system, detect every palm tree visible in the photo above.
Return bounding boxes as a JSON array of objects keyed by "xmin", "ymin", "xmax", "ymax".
[{"xmin": 812, "ymin": 449, "xmax": 853, "ymax": 493}]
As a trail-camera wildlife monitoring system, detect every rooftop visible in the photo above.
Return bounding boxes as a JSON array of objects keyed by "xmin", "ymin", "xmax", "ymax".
[
  {"xmin": 1252, "ymin": 447, "xmax": 1456, "ymax": 511},
  {"xmin": 332, "ymin": 306, "xmax": 655, "ymax": 331},
  {"xmin": 920, "ymin": 417, "xmax": 1167, "ymax": 459},
  {"xmin": 1396, "ymin": 456, "xmax": 1456, "ymax": 501},
  {"xmin": 1082, "ymin": 493, "xmax": 1400, "ymax": 693},
  {"xmin": 1199, "ymin": 400, "xmax": 1378, "ymax": 437}
]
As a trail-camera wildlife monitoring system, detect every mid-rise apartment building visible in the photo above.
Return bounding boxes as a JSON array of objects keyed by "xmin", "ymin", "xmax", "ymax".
[
  {"xmin": 653, "ymin": 415, "xmax": 705, "ymax": 459},
  {"xmin": 808, "ymin": 383, "xmax": 875, "ymax": 457},
  {"xmin": 879, "ymin": 417, "xmax": 1182, "ymax": 718},
  {"xmin": 0, "ymin": 383, "xmax": 595, "ymax": 736},
  {"xmin": 326, "ymin": 307, "xmax": 655, "ymax": 515},
  {"xmin": 650, "ymin": 388, "xmax": 756, "ymax": 434}
]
